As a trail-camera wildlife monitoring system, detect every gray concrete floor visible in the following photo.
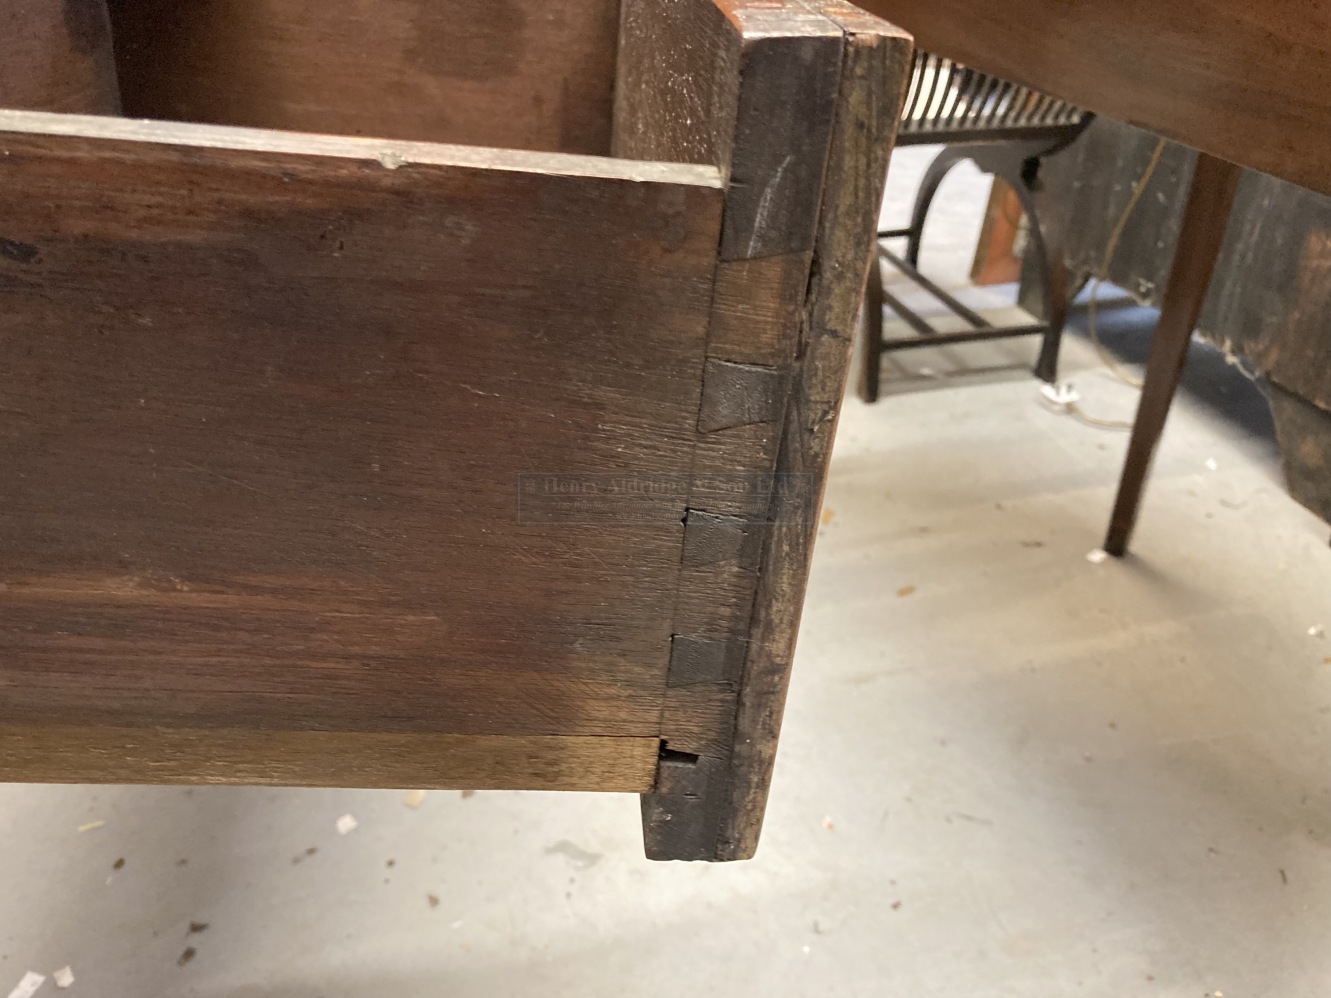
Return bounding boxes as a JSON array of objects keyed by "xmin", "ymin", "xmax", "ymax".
[{"xmin": 4, "ymin": 150, "xmax": 1331, "ymax": 997}]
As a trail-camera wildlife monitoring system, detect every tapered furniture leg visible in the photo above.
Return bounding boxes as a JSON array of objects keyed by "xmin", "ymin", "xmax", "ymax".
[
  {"xmin": 1104, "ymin": 152, "xmax": 1243, "ymax": 556},
  {"xmin": 861, "ymin": 247, "xmax": 885, "ymax": 402}
]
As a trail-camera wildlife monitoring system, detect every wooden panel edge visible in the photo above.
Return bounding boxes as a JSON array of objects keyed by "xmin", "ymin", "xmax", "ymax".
[
  {"xmin": 713, "ymin": 3, "xmax": 914, "ymax": 861},
  {"xmin": 0, "ymin": 109, "xmax": 723, "ymax": 189},
  {"xmin": 639, "ymin": 0, "xmax": 849, "ymax": 861},
  {"xmin": 0, "ymin": 726, "xmax": 659, "ymax": 793}
]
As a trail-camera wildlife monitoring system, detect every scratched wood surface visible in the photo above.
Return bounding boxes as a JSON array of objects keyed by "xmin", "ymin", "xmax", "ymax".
[
  {"xmin": 106, "ymin": 0, "xmax": 621, "ymax": 154},
  {"xmin": 617, "ymin": 0, "xmax": 843, "ymax": 860},
  {"xmin": 616, "ymin": 0, "xmax": 910, "ymax": 859},
  {"xmin": 0, "ymin": 0, "xmax": 120, "ymax": 114},
  {"xmin": 0, "ymin": 112, "xmax": 723, "ymax": 768},
  {"xmin": 857, "ymin": 0, "xmax": 1331, "ymax": 197},
  {"xmin": 717, "ymin": 0, "xmax": 912, "ymax": 860},
  {"xmin": 0, "ymin": 1, "xmax": 900, "ymax": 844}
]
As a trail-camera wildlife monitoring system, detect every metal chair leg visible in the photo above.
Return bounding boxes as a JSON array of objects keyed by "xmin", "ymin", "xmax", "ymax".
[
  {"xmin": 1030, "ymin": 259, "xmax": 1069, "ymax": 383},
  {"xmin": 1002, "ymin": 161, "xmax": 1069, "ymax": 383},
  {"xmin": 1104, "ymin": 153, "xmax": 1243, "ymax": 556},
  {"xmin": 905, "ymin": 147, "xmax": 969, "ymax": 267},
  {"xmin": 867, "ymin": 140, "xmax": 1083, "ymax": 396}
]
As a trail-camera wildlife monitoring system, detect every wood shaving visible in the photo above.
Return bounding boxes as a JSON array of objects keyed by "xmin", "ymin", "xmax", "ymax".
[
  {"xmin": 53, "ymin": 967, "xmax": 74, "ymax": 990},
  {"xmin": 77, "ymin": 820, "xmax": 106, "ymax": 833},
  {"xmin": 335, "ymin": 814, "xmax": 359, "ymax": 835},
  {"xmin": 404, "ymin": 790, "xmax": 427, "ymax": 809}
]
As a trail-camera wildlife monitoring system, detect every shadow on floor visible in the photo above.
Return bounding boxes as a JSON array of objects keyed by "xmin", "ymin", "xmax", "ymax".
[
  {"xmin": 1067, "ymin": 291, "xmax": 1278, "ymax": 450},
  {"xmin": 873, "ymin": 280, "xmax": 1280, "ymax": 462}
]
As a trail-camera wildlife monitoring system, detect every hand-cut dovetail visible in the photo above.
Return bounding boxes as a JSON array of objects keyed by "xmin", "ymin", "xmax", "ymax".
[
  {"xmin": 681, "ymin": 509, "xmax": 766, "ymax": 570},
  {"xmin": 668, "ymin": 635, "xmax": 748, "ymax": 686},
  {"xmin": 697, "ymin": 358, "xmax": 789, "ymax": 432}
]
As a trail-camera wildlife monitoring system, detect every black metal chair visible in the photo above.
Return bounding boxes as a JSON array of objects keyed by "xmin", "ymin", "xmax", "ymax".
[{"xmin": 862, "ymin": 53, "xmax": 1092, "ymax": 401}]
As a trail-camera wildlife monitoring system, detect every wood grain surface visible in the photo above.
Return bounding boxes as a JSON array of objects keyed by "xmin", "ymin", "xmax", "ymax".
[
  {"xmin": 617, "ymin": 0, "xmax": 910, "ymax": 859},
  {"xmin": 106, "ymin": 0, "xmax": 621, "ymax": 154},
  {"xmin": 716, "ymin": 0, "xmax": 912, "ymax": 860},
  {"xmin": 618, "ymin": 0, "xmax": 845, "ymax": 860},
  {"xmin": 0, "ymin": 0, "xmax": 121, "ymax": 114},
  {"xmin": 1105, "ymin": 154, "xmax": 1245, "ymax": 556},
  {"xmin": 0, "ymin": 111, "xmax": 723, "ymax": 750},
  {"xmin": 855, "ymin": 0, "xmax": 1331, "ymax": 196},
  {"xmin": 1270, "ymin": 228, "xmax": 1331, "ymax": 414},
  {"xmin": 0, "ymin": 726, "xmax": 658, "ymax": 791},
  {"xmin": 614, "ymin": 0, "xmax": 744, "ymax": 169}
]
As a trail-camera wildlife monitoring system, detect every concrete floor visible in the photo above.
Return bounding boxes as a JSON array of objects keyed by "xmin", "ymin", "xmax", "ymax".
[{"xmin": 4, "ymin": 150, "xmax": 1331, "ymax": 997}]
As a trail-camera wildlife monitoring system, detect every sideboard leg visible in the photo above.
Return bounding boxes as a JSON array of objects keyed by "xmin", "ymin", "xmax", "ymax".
[{"xmin": 1104, "ymin": 152, "xmax": 1243, "ymax": 557}]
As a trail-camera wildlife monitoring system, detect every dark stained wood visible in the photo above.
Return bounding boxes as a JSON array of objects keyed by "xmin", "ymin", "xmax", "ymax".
[
  {"xmin": 1257, "ymin": 228, "xmax": 1331, "ymax": 525},
  {"xmin": 621, "ymin": 0, "xmax": 910, "ymax": 859},
  {"xmin": 0, "ymin": 0, "xmax": 121, "ymax": 114},
  {"xmin": 0, "ymin": 727, "xmax": 659, "ymax": 791},
  {"xmin": 0, "ymin": 111, "xmax": 723, "ymax": 756},
  {"xmin": 716, "ymin": 0, "xmax": 912, "ymax": 861},
  {"xmin": 105, "ymin": 0, "xmax": 621, "ymax": 154},
  {"xmin": 1268, "ymin": 228, "xmax": 1331, "ymax": 414},
  {"xmin": 1271, "ymin": 385, "xmax": 1331, "ymax": 526},
  {"xmin": 1041, "ymin": 117, "xmax": 1331, "ymax": 526},
  {"xmin": 616, "ymin": 0, "xmax": 851, "ymax": 860},
  {"xmin": 0, "ymin": 1, "xmax": 900, "ymax": 857},
  {"xmin": 1040, "ymin": 121, "xmax": 1198, "ymax": 308},
  {"xmin": 853, "ymin": 0, "xmax": 1331, "ymax": 197},
  {"xmin": 1105, "ymin": 154, "xmax": 1245, "ymax": 556}
]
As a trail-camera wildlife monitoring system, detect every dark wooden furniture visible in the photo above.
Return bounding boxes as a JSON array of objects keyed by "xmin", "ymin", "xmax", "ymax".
[
  {"xmin": 857, "ymin": 0, "xmax": 1331, "ymax": 555},
  {"xmin": 1040, "ymin": 117, "xmax": 1331, "ymax": 531},
  {"xmin": 0, "ymin": 0, "xmax": 912, "ymax": 861},
  {"xmin": 860, "ymin": 51, "xmax": 1089, "ymax": 400},
  {"xmin": 857, "ymin": 0, "xmax": 1331, "ymax": 198}
]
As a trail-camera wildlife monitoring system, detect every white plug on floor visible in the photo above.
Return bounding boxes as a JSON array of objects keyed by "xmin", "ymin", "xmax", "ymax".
[{"xmin": 1039, "ymin": 381, "xmax": 1082, "ymax": 409}]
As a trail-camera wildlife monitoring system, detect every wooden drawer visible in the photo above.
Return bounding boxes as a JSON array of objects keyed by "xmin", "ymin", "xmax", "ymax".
[{"xmin": 0, "ymin": 0, "xmax": 911, "ymax": 860}]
